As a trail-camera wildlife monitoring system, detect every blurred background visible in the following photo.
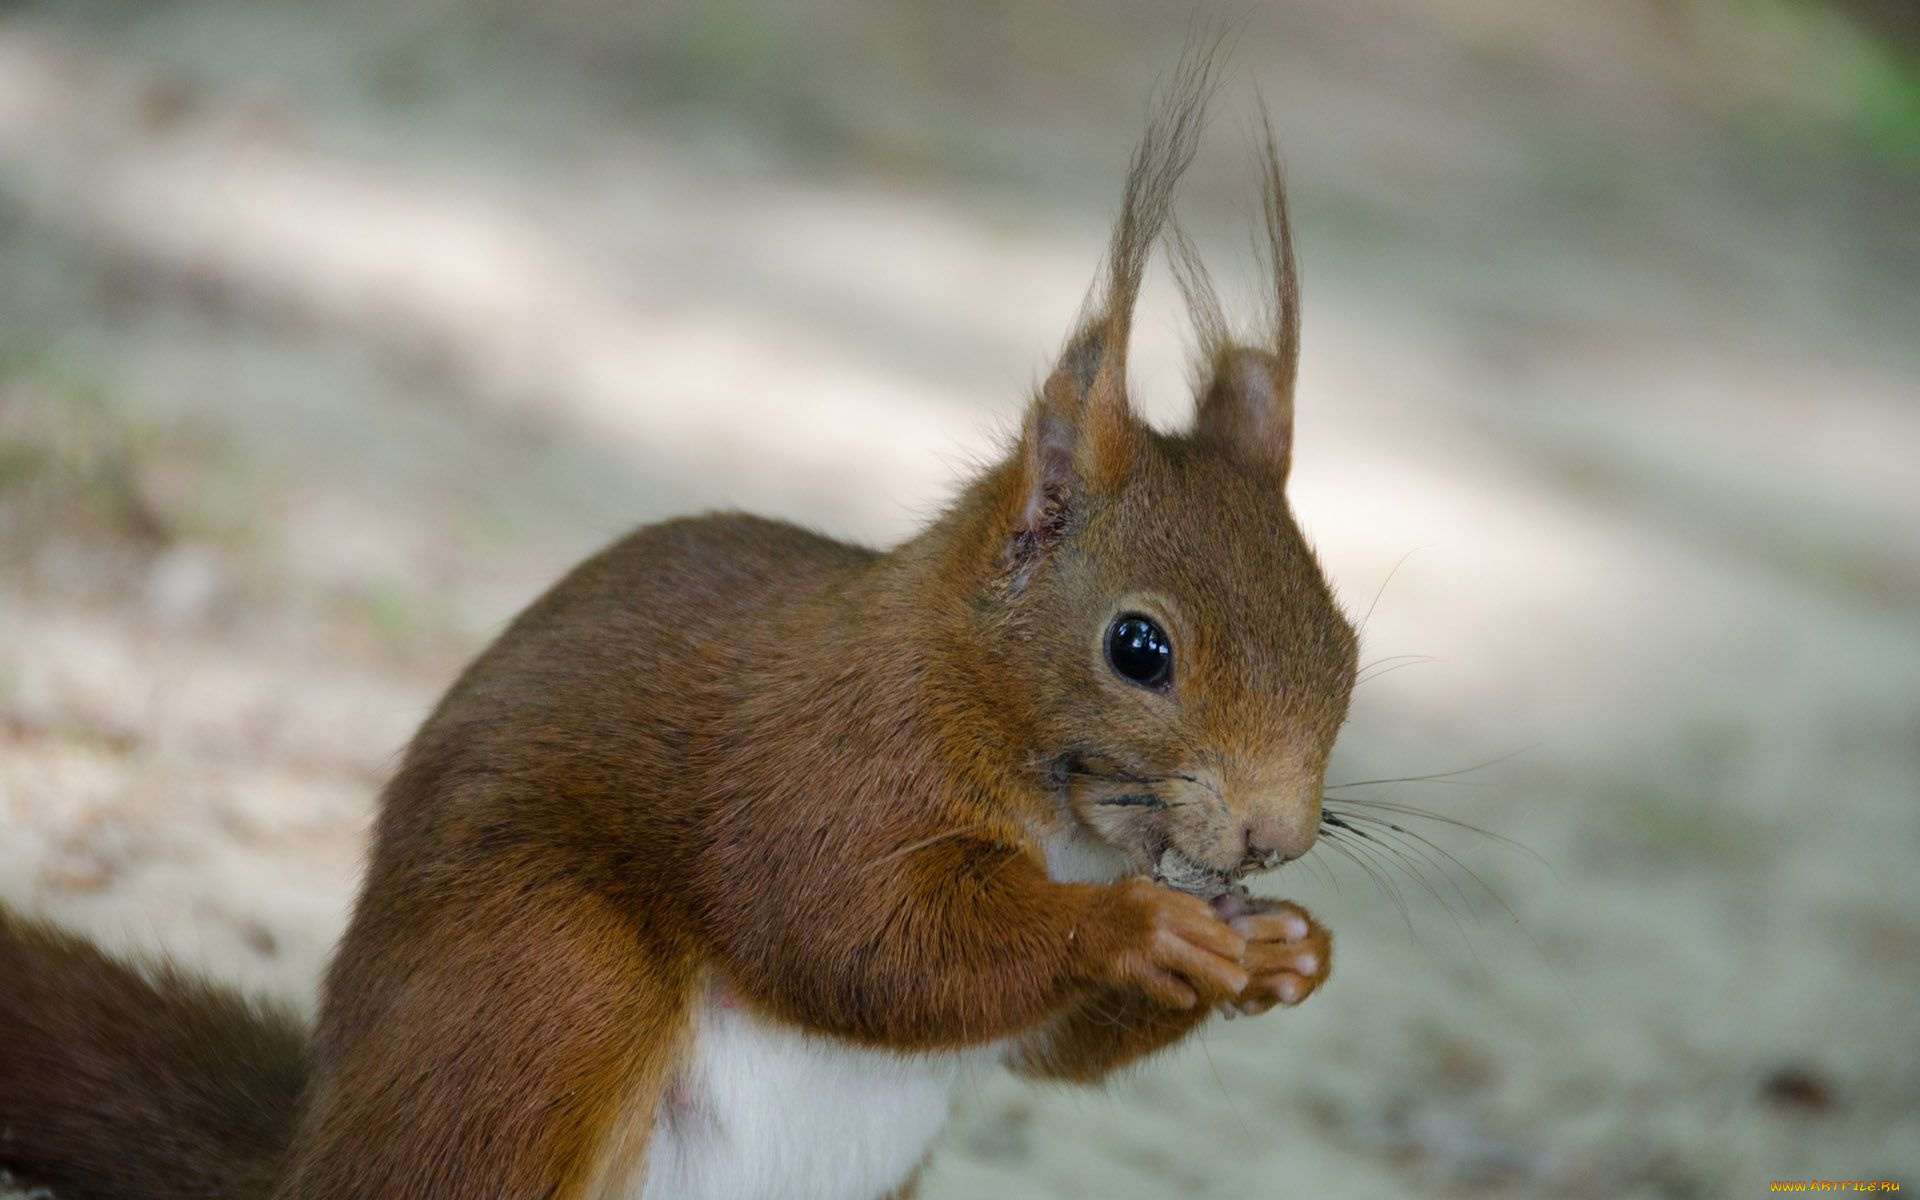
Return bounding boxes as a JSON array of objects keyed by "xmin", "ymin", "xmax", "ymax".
[{"xmin": 1, "ymin": 1, "xmax": 1916, "ymax": 1196}]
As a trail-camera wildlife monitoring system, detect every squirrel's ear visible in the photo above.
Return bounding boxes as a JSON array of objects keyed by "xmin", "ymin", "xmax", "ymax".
[
  {"xmin": 1007, "ymin": 38, "xmax": 1220, "ymax": 568},
  {"xmin": 1193, "ymin": 346, "xmax": 1294, "ymax": 484},
  {"xmin": 1180, "ymin": 108, "xmax": 1301, "ymax": 485},
  {"xmin": 1010, "ymin": 329, "xmax": 1140, "ymax": 557}
]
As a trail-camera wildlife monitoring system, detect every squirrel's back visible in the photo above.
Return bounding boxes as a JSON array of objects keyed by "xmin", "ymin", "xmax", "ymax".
[
  {"xmin": 0, "ymin": 512, "xmax": 874, "ymax": 1200},
  {"xmin": 425, "ymin": 512, "xmax": 876, "ymax": 733}
]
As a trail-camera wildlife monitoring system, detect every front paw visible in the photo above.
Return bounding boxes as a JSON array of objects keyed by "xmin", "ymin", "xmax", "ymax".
[
  {"xmin": 1212, "ymin": 896, "xmax": 1330, "ymax": 1018},
  {"xmin": 1099, "ymin": 879, "xmax": 1250, "ymax": 1011}
]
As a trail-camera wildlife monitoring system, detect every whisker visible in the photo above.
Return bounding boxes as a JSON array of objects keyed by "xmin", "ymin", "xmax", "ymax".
[
  {"xmin": 1355, "ymin": 650, "xmax": 1436, "ymax": 675},
  {"xmin": 1325, "ymin": 814, "xmax": 1481, "ymax": 956},
  {"xmin": 1313, "ymin": 834, "xmax": 1379, "ymax": 902},
  {"xmin": 1356, "ymin": 652, "xmax": 1433, "ymax": 673},
  {"xmin": 1354, "ymin": 655, "xmax": 1438, "ymax": 688},
  {"xmin": 1318, "ymin": 828, "xmax": 1415, "ymax": 937},
  {"xmin": 1324, "ymin": 821, "xmax": 1434, "ymax": 915},
  {"xmin": 1371, "ymin": 827, "xmax": 1489, "ymax": 970},
  {"xmin": 1330, "ymin": 807, "xmax": 1539, "ymax": 937},
  {"xmin": 860, "ymin": 821, "xmax": 1001, "ymax": 871},
  {"xmin": 1356, "ymin": 546, "xmax": 1424, "ymax": 636},
  {"xmin": 1324, "ymin": 745, "xmax": 1536, "ymax": 791},
  {"xmin": 1324, "ymin": 795, "xmax": 1550, "ymax": 870},
  {"xmin": 1194, "ymin": 1033, "xmax": 1252, "ymax": 1140},
  {"xmin": 1325, "ymin": 808, "xmax": 1575, "ymax": 1009},
  {"xmin": 1297, "ymin": 847, "xmax": 1339, "ymax": 892},
  {"xmin": 1321, "ymin": 789, "xmax": 1578, "ymax": 1013},
  {"xmin": 1341, "ymin": 830, "xmax": 1445, "ymax": 946},
  {"xmin": 1329, "ymin": 811, "xmax": 1480, "ymax": 917}
]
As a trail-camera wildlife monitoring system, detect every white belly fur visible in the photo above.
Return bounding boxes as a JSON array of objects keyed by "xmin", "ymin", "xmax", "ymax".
[
  {"xmin": 631, "ymin": 825, "xmax": 1123, "ymax": 1199},
  {"xmin": 633, "ymin": 995, "xmax": 998, "ymax": 1200}
]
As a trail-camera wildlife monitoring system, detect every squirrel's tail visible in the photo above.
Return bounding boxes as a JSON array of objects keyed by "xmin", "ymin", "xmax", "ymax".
[{"xmin": 0, "ymin": 908, "xmax": 309, "ymax": 1200}]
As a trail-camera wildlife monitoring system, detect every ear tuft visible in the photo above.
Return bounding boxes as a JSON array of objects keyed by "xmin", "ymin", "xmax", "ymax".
[
  {"xmin": 1179, "ymin": 103, "xmax": 1302, "ymax": 484},
  {"xmin": 1003, "ymin": 31, "xmax": 1225, "ymax": 578}
]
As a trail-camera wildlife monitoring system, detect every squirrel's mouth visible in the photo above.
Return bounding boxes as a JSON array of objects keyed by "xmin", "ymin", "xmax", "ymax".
[
  {"xmin": 1149, "ymin": 842, "xmax": 1243, "ymax": 900},
  {"xmin": 1054, "ymin": 754, "xmax": 1256, "ymax": 897},
  {"xmin": 1052, "ymin": 756, "xmax": 1242, "ymax": 889}
]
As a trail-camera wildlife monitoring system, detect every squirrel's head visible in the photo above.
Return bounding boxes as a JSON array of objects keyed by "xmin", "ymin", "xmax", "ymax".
[{"xmin": 947, "ymin": 53, "xmax": 1357, "ymax": 897}]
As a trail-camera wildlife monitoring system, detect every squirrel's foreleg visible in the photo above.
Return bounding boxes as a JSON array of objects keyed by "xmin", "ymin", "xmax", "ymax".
[
  {"xmin": 702, "ymin": 834, "xmax": 1247, "ymax": 1052},
  {"xmin": 1007, "ymin": 986, "xmax": 1210, "ymax": 1084}
]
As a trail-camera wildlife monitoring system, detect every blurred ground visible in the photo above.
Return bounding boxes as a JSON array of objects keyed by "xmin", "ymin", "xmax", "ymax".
[{"xmin": 1, "ymin": 1, "xmax": 1917, "ymax": 1197}]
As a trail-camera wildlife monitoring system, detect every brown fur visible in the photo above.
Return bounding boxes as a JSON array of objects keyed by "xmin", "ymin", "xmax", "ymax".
[
  {"xmin": 0, "ymin": 912, "xmax": 308, "ymax": 1200},
  {"xmin": 0, "ymin": 38, "xmax": 1357, "ymax": 1200}
]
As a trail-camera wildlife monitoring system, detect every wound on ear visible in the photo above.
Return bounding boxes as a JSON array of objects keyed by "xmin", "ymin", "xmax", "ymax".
[
  {"xmin": 1007, "ymin": 398, "xmax": 1078, "ymax": 578},
  {"xmin": 1009, "ymin": 481, "xmax": 1070, "ymax": 575}
]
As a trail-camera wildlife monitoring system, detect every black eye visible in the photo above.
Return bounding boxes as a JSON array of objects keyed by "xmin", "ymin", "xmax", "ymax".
[{"xmin": 1106, "ymin": 614, "xmax": 1172, "ymax": 689}]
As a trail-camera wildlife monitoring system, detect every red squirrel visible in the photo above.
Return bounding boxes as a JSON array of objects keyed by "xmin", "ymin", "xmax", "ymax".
[{"xmin": 0, "ymin": 45, "xmax": 1357, "ymax": 1200}]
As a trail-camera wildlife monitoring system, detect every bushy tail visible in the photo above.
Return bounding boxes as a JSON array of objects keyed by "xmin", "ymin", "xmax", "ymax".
[{"xmin": 0, "ymin": 909, "xmax": 309, "ymax": 1200}]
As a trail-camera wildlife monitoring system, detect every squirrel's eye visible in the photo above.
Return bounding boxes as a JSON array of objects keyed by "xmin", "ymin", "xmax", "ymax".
[{"xmin": 1106, "ymin": 614, "xmax": 1172, "ymax": 689}]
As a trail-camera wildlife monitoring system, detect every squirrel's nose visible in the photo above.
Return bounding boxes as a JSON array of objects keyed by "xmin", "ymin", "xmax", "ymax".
[{"xmin": 1243, "ymin": 811, "xmax": 1317, "ymax": 868}]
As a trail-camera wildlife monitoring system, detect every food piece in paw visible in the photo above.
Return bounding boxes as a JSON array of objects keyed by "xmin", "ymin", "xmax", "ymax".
[{"xmin": 1151, "ymin": 846, "xmax": 1235, "ymax": 899}]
